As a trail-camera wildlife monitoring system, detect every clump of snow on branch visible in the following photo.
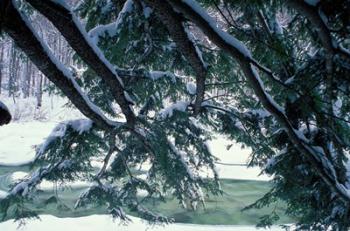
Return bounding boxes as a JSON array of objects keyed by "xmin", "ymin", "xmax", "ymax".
[
  {"xmin": 159, "ymin": 101, "xmax": 190, "ymax": 119},
  {"xmin": 143, "ymin": 6, "xmax": 152, "ymax": 18},
  {"xmin": 88, "ymin": 0, "xmax": 134, "ymax": 44},
  {"xmin": 183, "ymin": 25, "xmax": 208, "ymax": 69},
  {"xmin": 181, "ymin": 0, "xmax": 252, "ymax": 58},
  {"xmin": 148, "ymin": 71, "xmax": 177, "ymax": 82},
  {"xmin": 36, "ymin": 119, "xmax": 93, "ymax": 159},
  {"xmin": 0, "ymin": 190, "xmax": 9, "ymax": 199},
  {"xmin": 186, "ymin": 82, "xmax": 197, "ymax": 95}
]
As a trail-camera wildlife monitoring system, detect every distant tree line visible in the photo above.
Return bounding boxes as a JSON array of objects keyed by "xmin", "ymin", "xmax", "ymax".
[{"xmin": 0, "ymin": 11, "xmax": 74, "ymax": 108}]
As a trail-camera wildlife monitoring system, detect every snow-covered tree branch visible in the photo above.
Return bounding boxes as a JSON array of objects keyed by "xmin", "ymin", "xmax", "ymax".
[
  {"xmin": 167, "ymin": 0, "xmax": 350, "ymax": 204},
  {"xmin": 26, "ymin": 0, "xmax": 136, "ymax": 126},
  {"xmin": 1, "ymin": 0, "xmax": 350, "ymax": 229},
  {"xmin": 144, "ymin": 0, "xmax": 207, "ymax": 115},
  {"xmin": 2, "ymin": 0, "xmax": 118, "ymax": 130},
  {"xmin": 0, "ymin": 100, "xmax": 11, "ymax": 126}
]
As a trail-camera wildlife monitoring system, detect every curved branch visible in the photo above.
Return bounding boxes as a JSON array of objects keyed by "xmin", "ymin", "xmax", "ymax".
[
  {"xmin": 143, "ymin": 0, "xmax": 207, "ymax": 115},
  {"xmin": 287, "ymin": 0, "xmax": 350, "ymax": 60},
  {"xmin": 3, "ymin": 1, "xmax": 118, "ymax": 131},
  {"xmin": 169, "ymin": 0, "xmax": 350, "ymax": 203},
  {"xmin": 287, "ymin": 0, "xmax": 334, "ymax": 55},
  {"xmin": 26, "ymin": 0, "xmax": 136, "ymax": 126}
]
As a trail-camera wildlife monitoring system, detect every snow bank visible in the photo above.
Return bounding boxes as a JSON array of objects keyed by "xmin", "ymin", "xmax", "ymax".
[
  {"xmin": 208, "ymin": 137, "xmax": 270, "ymax": 181},
  {"xmin": 0, "ymin": 214, "xmax": 284, "ymax": 231},
  {"xmin": 0, "ymin": 122, "xmax": 57, "ymax": 165},
  {"xmin": 0, "ymin": 95, "xmax": 83, "ymax": 122}
]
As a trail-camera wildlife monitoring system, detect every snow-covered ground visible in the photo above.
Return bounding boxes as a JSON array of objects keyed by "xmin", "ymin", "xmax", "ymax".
[
  {"xmin": 0, "ymin": 96, "xmax": 276, "ymax": 230},
  {"xmin": 0, "ymin": 122, "xmax": 56, "ymax": 165},
  {"xmin": 208, "ymin": 138, "xmax": 270, "ymax": 181},
  {"xmin": 0, "ymin": 121, "xmax": 269, "ymax": 180},
  {"xmin": 0, "ymin": 215, "xmax": 284, "ymax": 231}
]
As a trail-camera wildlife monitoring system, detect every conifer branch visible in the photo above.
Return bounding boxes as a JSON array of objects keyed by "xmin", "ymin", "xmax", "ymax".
[
  {"xmin": 168, "ymin": 0, "xmax": 350, "ymax": 203},
  {"xmin": 25, "ymin": 0, "xmax": 136, "ymax": 126},
  {"xmin": 3, "ymin": 1, "xmax": 118, "ymax": 131},
  {"xmin": 143, "ymin": 0, "xmax": 207, "ymax": 116}
]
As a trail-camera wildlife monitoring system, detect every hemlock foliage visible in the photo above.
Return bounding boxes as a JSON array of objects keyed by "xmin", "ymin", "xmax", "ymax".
[{"xmin": 1, "ymin": 0, "xmax": 350, "ymax": 230}]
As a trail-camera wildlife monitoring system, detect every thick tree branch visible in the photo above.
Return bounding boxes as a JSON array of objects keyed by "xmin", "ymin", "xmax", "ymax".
[
  {"xmin": 0, "ymin": 100, "xmax": 11, "ymax": 126},
  {"xmin": 287, "ymin": 0, "xmax": 334, "ymax": 55},
  {"xmin": 26, "ymin": 0, "xmax": 136, "ymax": 126},
  {"xmin": 169, "ymin": 0, "xmax": 350, "ymax": 203},
  {"xmin": 287, "ymin": 0, "xmax": 350, "ymax": 60},
  {"xmin": 143, "ymin": 0, "xmax": 207, "ymax": 115},
  {"xmin": 286, "ymin": 2, "xmax": 346, "ymax": 174},
  {"xmin": 3, "ymin": 1, "xmax": 117, "ymax": 131}
]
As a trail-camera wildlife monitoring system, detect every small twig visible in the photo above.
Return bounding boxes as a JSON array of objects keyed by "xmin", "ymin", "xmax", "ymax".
[{"xmin": 96, "ymin": 130, "xmax": 118, "ymax": 178}]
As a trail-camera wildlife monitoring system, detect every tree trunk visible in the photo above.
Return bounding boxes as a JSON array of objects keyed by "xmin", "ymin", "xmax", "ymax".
[
  {"xmin": 36, "ymin": 74, "xmax": 43, "ymax": 108},
  {"xmin": 0, "ymin": 44, "xmax": 4, "ymax": 95}
]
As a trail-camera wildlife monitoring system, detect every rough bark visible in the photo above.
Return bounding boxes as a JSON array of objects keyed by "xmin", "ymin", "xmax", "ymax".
[{"xmin": 26, "ymin": 0, "xmax": 136, "ymax": 126}]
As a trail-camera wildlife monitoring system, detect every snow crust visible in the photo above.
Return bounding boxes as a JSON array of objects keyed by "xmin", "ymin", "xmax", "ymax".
[{"xmin": 69, "ymin": 119, "xmax": 93, "ymax": 134}]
